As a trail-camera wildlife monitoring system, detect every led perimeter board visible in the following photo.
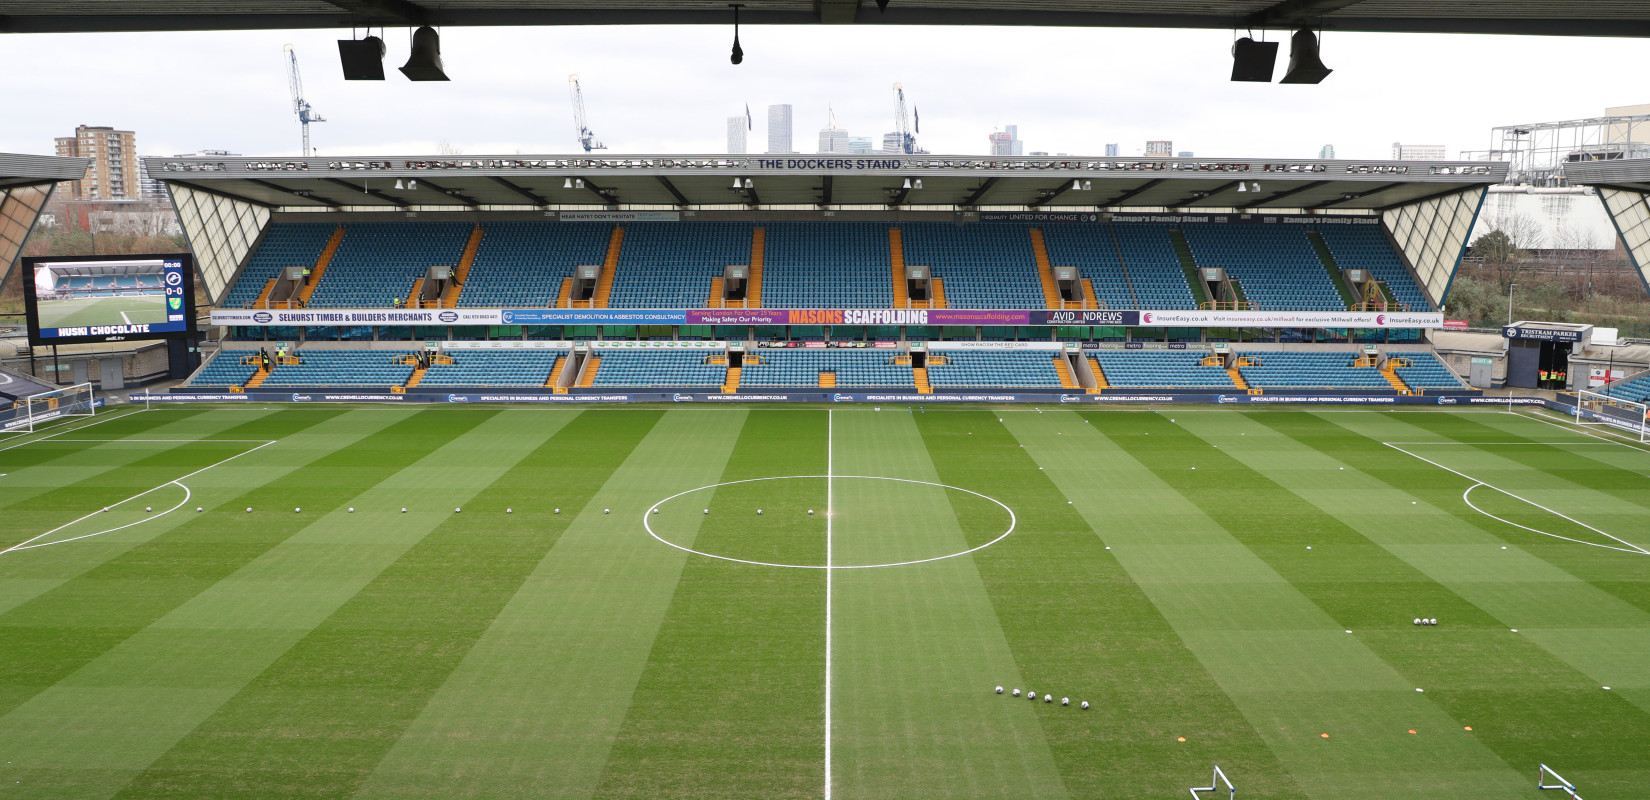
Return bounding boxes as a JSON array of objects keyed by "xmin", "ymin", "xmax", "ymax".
[{"xmin": 22, "ymin": 254, "xmax": 196, "ymax": 346}]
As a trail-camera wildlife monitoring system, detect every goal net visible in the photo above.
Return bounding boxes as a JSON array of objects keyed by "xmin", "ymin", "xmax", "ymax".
[
  {"xmin": 7, "ymin": 383, "xmax": 96, "ymax": 433},
  {"xmin": 1574, "ymin": 390, "xmax": 1650, "ymax": 443}
]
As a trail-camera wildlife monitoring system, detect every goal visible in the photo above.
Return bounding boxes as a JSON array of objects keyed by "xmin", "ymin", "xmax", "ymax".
[
  {"xmin": 1189, "ymin": 765, "xmax": 1235, "ymax": 799},
  {"xmin": 1538, "ymin": 763, "xmax": 1584, "ymax": 799},
  {"xmin": 5, "ymin": 382, "xmax": 96, "ymax": 433},
  {"xmin": 1573, "ymin": 390, "xmax": 1649, "ymax": 443}
]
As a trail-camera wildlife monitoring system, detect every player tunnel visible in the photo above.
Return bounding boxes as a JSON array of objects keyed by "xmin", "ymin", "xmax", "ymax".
[{"xmin": 1503, "ymin": 322, "xmax": 1592, "ymax": 391}]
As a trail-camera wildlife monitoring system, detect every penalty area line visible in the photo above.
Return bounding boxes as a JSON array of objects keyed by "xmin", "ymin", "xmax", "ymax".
[{"xmin": 1, "ymin": 439, "xmax": 276, "ymax": 555}]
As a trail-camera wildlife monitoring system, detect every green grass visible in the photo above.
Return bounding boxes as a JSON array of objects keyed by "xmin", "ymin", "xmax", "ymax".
[
  {"xmin": 2, "ymin": 404, "xmax": 1649, "ymax": 800},
  {"xmin": 35, "ymin": 294, "xmax": 169, "ymax": 329}
]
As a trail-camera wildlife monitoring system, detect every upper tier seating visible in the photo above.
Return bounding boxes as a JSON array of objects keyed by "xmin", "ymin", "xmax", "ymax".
[
  {"xmin": 419, "ymin": 351, "xmax": 564, "ymax": 386},
  {"xmin": 926, "ymin": 351, "xmax": 1063, "ymax": 388},
  {"xmin": 1316, "ymin": 225, "xmax": 1431, "ymax": 311},
  {"xmin": 1111, "ymin": 224, "xmax": 1200, "ymax": 310},
  {"xmin": 899, "ymin": 223, "xmax": 1043, "ymax": 308},
  {"xmin": 591, "ymin": 350, "xmax": 725, "ymax": 387},
  {"xmin": 221, "ymin": 223, "xmax": 336, "ymax": 308},
  {"xmin": 1393, "ymin": 354, "xmax": 1464, "ymax": 389},
  {"xmin": 608, "ymin": 222, "xmax": 754, "ymax": 308},
  {"xmin": 186, "ymin": 354, "xmax": 258, "ymax": 387},
  {"xmin": 260, "ymin": 350, "xmax": 416, "ymax": 387},
  {"xmin": 762, "ymin": 222, "xmax": 892, "ymax": 307},
  {"xmin": 307, "ymin": 222, "xmax": 472, "ymax": 308},
  {"xmin": 458, "ymin": 222, "xmax": 610, "ymax": 308},
  {"xmin": 1094, "ymin": 352, "xmax": 1235, "ymax": 388},
  {"xmin": 1038, "ymin": 225, "xmax": 1135, "ymax": 309},
  {"xmin": 1181, "ymin": 223, "xmax": 1344, "ymax": 311},
  {"xmin": 741, "ymin": 349, "xmax": 913, "ymax": 387},
  {"xmin": 1237, "ymin": 352, "xmax": 1391, "ymax": 389}
]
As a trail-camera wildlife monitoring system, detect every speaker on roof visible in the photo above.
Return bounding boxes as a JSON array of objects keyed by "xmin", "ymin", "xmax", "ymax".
[
  {"xmin": 1280, "ymin": 28, "xmax": 1333, "ymax": 84},
  {"xmin": 338, "ymin": 36, "xmax": 386, "ymax": 80},
  {"xmin": 1230, "ymin": 36, "xmax": 1278, "ymax": 82},
  {"xmin": 400, "ymin": 26, "xmax": 450, "ymax": 81}
]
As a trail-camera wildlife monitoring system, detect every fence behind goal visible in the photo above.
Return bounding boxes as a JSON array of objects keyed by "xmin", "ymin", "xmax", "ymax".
[
  {"xmin": 0, "ymin": 382, "xmax": 96, "ymax": 433},
  {"xmin": 1574, "ymin": 390, "xmax": 1650, "ymax": 442}
]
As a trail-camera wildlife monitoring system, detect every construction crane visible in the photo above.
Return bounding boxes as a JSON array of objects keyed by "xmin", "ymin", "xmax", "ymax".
[
  {"xmin": 891, "ymin": 82, "xmax": 920, "ymax": 155},
  {"xmin": 284, "ymin": 44, "xmax": 325, "ymax": 157},
  {"xmin": 569, "ymin": 75, "xmax": 606, "ymax": 152}
]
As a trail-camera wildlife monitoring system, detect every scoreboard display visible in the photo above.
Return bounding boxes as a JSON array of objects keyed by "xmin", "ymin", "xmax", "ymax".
[{"xmin": 22, "ymin": 254, "xmax": 196, "ymax": 346}]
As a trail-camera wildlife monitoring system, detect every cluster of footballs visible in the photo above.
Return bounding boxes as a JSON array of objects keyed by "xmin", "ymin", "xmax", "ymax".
[
  {"xmin": 1413, "ymin": 618, "xmax": 1439, "ymax": 626},
  {"xmin": 997, "ymin": 686, "xmax": 1087, "ymax": 710}
]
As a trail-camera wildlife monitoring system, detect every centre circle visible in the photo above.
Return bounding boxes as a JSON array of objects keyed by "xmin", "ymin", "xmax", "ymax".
[{"xmin": 643, "ymin": 475, "xmax": 1016, "ymax": 569}]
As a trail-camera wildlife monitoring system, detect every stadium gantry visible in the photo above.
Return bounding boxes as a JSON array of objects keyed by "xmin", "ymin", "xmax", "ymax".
[{"xmin": 140, "ymin": 151, "xmax": 1525, "ymax": 402}]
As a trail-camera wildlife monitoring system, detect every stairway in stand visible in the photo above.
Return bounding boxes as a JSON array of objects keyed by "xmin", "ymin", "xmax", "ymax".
[
  {"xmin": 1030, "ymin": 228, "xmax": 1063, "ymax": 307},
  {"xmin": 708, "ymin": 278, "xmax": 724, "ymax": 308},
  {"xmin": 405, "ymin": 278, "xmax": 424, "ymax": 309},
  {"xmin": 722, "ymin": 365, "xmax": 741, "ymax": 394},
  {"xmin": 555, "ymin": 278, "xmax": 573, "ymax": 308},
  {"xmin": 747, "ymin": 227, "xmax": 764, "ymax": 307},
  {"xmin": 578, "ymin": 356, "xmax": 601, "ymax": 387},
  {"xmin": 1053, "ymin": 357, "xmax": 1079, "ymax": 389},
  {"xmin": 818, "ymin": 371, "xmax": 836, "ymax": 388},
  {"xmin": 930, "ymin": 278, "xmax": 946, "ymax": 309},
  {"xmin": 1087, "ymin": 357, "xmax": 1108, "ymax": 394},
  {"xmin": 441, "ymin": 224, "xmax": 485, "ymax": 308},
  {"xmin": 1081, "ymin": 279, "xmax": 1100, "ymax": 308},
  {"xmin": 1227, "ymin": 367, "xmax": 1249, "ymax": 389},
  {"xmin": 245, "ymin": 365, "xmax": 271, "ymax": 388},
  {"xmin": 297, "ymin": 225, "xmax": 345, "ymax": 306},
  {"xmin": 889, "ymin": 228, "xmax": 909, "ymax": 306},
  {"xmin": 1381, "ymin": 359, "xmax": 1412, "ymax": 394},
  {"xmin": 591, "ymin": 226, "xmax": 623, "ymax": 308},
  {"xmin": 251, "ymin": 278, "xmax": 277, "ymax": 308},
  {"xmin": 912, "ymin": 365, "xmax": 932, "ymax": 394},
  {"xmin": 405, "ymin": 364, "xmax": 428, "ymax": 388},
  {"xmin": 546, "ymin": 355, "xmax": 569, "ymax": 394}
]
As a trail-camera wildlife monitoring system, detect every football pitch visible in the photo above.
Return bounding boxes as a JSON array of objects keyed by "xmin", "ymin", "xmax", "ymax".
[
  {"xmin": 2, "ymin": 404, "xmax": 1648, "ymax": 800},
  {"xmin": 35, "ymin": 294, "xmax": 168, "ymax": 329}
]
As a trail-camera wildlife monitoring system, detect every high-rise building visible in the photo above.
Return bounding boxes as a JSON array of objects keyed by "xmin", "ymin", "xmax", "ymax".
[
  {"xmin": 727, "ymin": 117, "xmax": 747, "ymax": 154},
  {"xmin": 1392, "ymin": 142, "xmax": 1446, "ymax": 160},
  {"xmin": 1145, "ymin": 140, "xmax": 1173, "ymax": 157},
  {"xmin": 882, "ymin": 132, "xmax": 904, "ymax": 153},
  {"xmin": 1104, "ymin": 143, "xmax": 1120, "ymax": 157},
  {"xmin": 767, "ymin": 105, "xmax": 794, "ymax": 154},
  {"xmin": 988, "ymin": 125, "xmax": 1024, "ymax": 156},
  {"xmin": 53, "ymin": 125, "xmax": 139, "ymax": 200},
  {"xmin": 848, "ymin": 137, "xmax": 874, "ymax": 154},
  {"xmin": 818, "ymin": 128, "xmax": 849, "ymax": 154}
]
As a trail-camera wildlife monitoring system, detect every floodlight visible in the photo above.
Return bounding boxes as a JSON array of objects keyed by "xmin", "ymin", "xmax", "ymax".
[
  {"xmin": 1279, "ymin": 29, "xmax": 1332, "ymax": 84},
  {"xmin": 399, "ymin": 26, "xmax": 450, "ymax": 81},
  {"xmin": 729, "ymin": 4, "xmax": 744, "ymax": 65},
  {"xmin": 338, "ymin": 35, "xmax": 386, "ymax": 80},
  {"xmin": 1230, "ymin": 36, "xmax": 1279, "ymax": 82}
]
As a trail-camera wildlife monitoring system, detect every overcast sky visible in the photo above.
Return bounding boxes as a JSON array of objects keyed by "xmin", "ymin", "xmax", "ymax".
[{"xmin": 1, "ymin": 24, "xmax": 1645, "ymax": 160}]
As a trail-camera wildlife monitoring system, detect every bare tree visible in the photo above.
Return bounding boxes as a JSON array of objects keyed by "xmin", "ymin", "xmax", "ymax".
[
  {"xmin": 1470, "ymin": 209, "xmax": 1547, "ymax": 290},
  {"xmin": 437, "ymin": 140, "xmax": 464, "ymax": 156}
]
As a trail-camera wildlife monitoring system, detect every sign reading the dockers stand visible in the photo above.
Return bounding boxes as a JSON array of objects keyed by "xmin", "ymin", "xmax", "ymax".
[{"xmin": 212, "ymin": 307, "xmax": 1443, "ymax": 329}]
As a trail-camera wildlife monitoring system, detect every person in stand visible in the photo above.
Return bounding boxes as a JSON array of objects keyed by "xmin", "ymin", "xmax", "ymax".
[
  {"xmin": 260, "ymin": 347, "xmax": 270, "ymax": 371},
  {"xmin": 392, "ymin": 296, "xmax": 403, "ymax": 309}
]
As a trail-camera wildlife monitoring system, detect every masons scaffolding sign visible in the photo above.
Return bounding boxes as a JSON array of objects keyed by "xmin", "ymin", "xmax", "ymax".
[{"xmin": 211, "ymin": 308, "xmax": 1444, "ymax": 329}]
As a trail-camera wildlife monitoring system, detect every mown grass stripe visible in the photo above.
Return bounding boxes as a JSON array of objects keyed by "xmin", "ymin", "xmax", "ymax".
[
  {"xmin": 591, "ymin": 410, "xmax": 827, "ymax": 800},
  {"xmin": 105, "ymin": 409, "xmax": 659, "ymax": 800},
  {"xmin": 926, "ymin": 410, "xmax": 1310, "ymax": 800}
]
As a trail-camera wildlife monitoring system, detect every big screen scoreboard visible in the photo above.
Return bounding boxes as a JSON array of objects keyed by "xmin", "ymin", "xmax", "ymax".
[{"xmin": 22, "ymin": 254, "xmax": 196, "ymax": 346}]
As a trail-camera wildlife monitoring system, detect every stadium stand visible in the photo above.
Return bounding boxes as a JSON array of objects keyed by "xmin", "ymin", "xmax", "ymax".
[
  {"xmin": 1181, "ymin": 223, "xmax": 1345, "ymax": 311},
  {"xmin": 185, "ymin": 354, "xmax": 258, "ymax": 387},
  {"xmin": 1110, "ymin": 224, "xmax": 1200, "ymax": 309},
  {"xmin": 762, "ymin": 222, "xmax": 892, "ymax": 308},
  {"xmin": 1392, "ymin": 353, "xmax": 1466, "ymax": 389},
  {"xmin": 260, "ymin": 350, "xmax": 416, "ymax": 387},
  {"xmin": 608, "ymin": 222, "xmax": 755, "ymax": 308},
  {"xmin": 457, "ymin": 222, "xmax": 610, "ymax": 308},
  {"xmin": 1237, "ymin": 352, "xmax": 1392, "ymax": 389},
  {"xmin": 1605, "ymin": 375, "xmax": 1650, "ymax": 403},
  {"xmin": 418, "ymin": 351, "xmax": 565, "ymax": 386},
  {"xmin": 1316, "ymin": 225, "xmax": 1431, "ymax": 311},
  {"xmin": 1038, "ymin": 225, "xmax": 1133, "ymax": 309},
  {"xmin": 1092, "ymin": 351, "xmax": 1236, "ymax": 388},
  {"xmin": 220, "ymin": 222, "xmax": 336, "ymax": 308},
  {"xmin": 590, "ymin": 350, "xmax": 725, "ymax": 387},
  {"xmin": 741, "ymin": 349, "xmax": 914, "ymax": 388},
  {"xmin": 926, "ymin": 351, "xmax": 1063, "ymax": 388},
  {"xmin": 306, "ymin": 222, "xmax": 472, "ymax": 308},
  {"xmin": 898, "ymin": 223, "xmax": 1043, "ymax": 308}
]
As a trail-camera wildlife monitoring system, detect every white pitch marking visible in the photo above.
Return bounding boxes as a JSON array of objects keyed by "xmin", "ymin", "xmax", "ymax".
[
  {"xmin": 1515, "ymin": 408, "xmax": 1650, "ymax": 454},
  {"xmin": 1385, "ymin": 442, "xmax": 1650, "ymax": 556},
  {"xmin": 824, "ymin": 408, "xmax": 833, "ymax": 800},
  {"xmin": 1, "ymin": 440, "xmax": 276, "ymax": 554},
  {"xmin": 0, "ymin": 406, "xmax": 151, "ymax": 452},
  {"xmin": 119, "ymin": 310, "xmax": 133, "ymax": 325}
]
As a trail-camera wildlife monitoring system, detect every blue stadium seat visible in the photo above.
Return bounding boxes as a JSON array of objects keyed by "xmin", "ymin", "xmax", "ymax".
[
  {"xmin": 185, "ymin": 353, "xmax": 259, "ymax": 387},
  {"xmin": 306, "ymin": 222, "xmax": 472, "ymax": 308},
  {"xmin": 220, "ymin": 223, "xmax": 336, "ymax": 308},
  {"xmin": 1093, "ymin": 352, "xmax": 1235, "ymax": 388},
  {"xmin": 762, "ymin": 222, "xmax": 892, "ymax": 307},
  {"xmin": 1394, "ymin": 354, "xmax": 1464, "ymax": 389},
  {"xmin": 926, "ymin": 351, "xmax": 1063, "ymax": 388},
  {"xmin": 420, "ymin": 351, "xmax": 564, "ymax": 386},
  {"xmin": 458, "ymin": 222, "xmax": 610, "ymax": 308},
  {"xmin": 1181, "ymin": 223, "xmax": 1343, "ymax": 311},
  {"xmin": 591, "ymin": 350, "xmax": 726, "ymax": 387},
  {"xmin": 740, "ymin": 349, "xmax": 913, "ymax": 388},
  {"xmin": 609, "ymin": 222, "xmax": 754, "ymax": 308},
  {"xmin": 1237, "ymin": 352, "xmax": 1391, "ymax": 389},
  {"xmin": 1317, "ymin": 225, "xmax": 1431, "ymax": 311},
  {"xmin": 260, "ymin": 350, "xmax": 416, "ymax": 387},
  {"xmin": 898, "ymin": 223, "xmax": 1043, "ymax": 308}
]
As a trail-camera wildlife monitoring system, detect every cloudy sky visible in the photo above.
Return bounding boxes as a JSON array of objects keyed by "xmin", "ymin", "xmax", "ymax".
[{"xmin": 1, "ymin": 23, "xmax": 1645, "ymax": 160}]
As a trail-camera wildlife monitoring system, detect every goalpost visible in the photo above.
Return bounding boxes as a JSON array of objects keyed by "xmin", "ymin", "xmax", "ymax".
[
  {"xmin": 4, "ymin": 382, "xmax": 97, "ymax": 433},
  {"xmin": 1538, "ymin": 764, "xmax": 1584, "ymax": 799},
  {"xmin": 1189, "ymin": 765, "xmax": 1235, "ymax": 799},
  {"xmin": 1573, "ymin": 390, "xmax": 1650, "ymax": 443}
]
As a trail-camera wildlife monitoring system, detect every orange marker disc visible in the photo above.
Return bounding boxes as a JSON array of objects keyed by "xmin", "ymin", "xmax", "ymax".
[
  {"xmin": 1408, "ymin": 729, "xmax": 1417, "ymax": 734},
  {"xmin": 1320, "ymin": 733, "xmax": 1330, "ymax": 739},
  {"xmin": 1464, "ymin": 726, "xmax": 1473, "ymax": 731},
  {"xmin": 1177, "ymin": 737, "xmax": 1186, "ymax": 742}
]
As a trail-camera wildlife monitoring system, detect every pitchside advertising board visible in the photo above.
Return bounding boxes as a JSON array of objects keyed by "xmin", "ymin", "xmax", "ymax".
[
  {"xmin": 211, "ymin": 307, "xmax": 1444, "ymax": 329},
  {"xmin": 24, "ymin": 254, "xmax": 197, "ymax": 346}
]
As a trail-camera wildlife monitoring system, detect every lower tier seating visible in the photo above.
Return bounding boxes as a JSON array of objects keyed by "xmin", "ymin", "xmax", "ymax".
[
  {"xmin": 420, "ymin": 352, "xmax": 563, "ymax": 386},
  {"xmin": 260, "ymin": 351, "xmax": 415, "ymax": 387},
  {"xmin": 741, "ymin": 349, "xmax": 913, "ymax": 387},
  {"xmin": 926, "ymin": 351, "xmax": 1062, "ymax": 388},
  {"xmin": 1393, "ymin": 354, "xmax": 1464, "ymax": 389},
  {"xmin": 186, "ymin": 355, "xmax": 259, "ymax": 387},
  {"xmin": 1238, "ymin": 352, "xmax": 1391, "ymax": 389},
  {"xmin": 591, "ymin": 351, "xmax": 725, "ymax": 387},
  {"xmin": 1094, "ymin": 352, "xmax": 1235, "ymax": 388}
]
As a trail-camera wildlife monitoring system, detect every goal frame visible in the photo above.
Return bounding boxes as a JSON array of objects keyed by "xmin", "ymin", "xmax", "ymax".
[
  {"xmin": 1573, "ymin": 390, "xmax": 1649, "ymax": 443},
  {"xmin": 1189, "ymin": 765, "xmax": 1235, "ymax": 800},
  {"xmin": 12, "ymin": 382, "xmax": 96, "ymax": 433},
  {"xmin": 1538, "ymin": 763, "xmax": 1584, "ymax": 799}
]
